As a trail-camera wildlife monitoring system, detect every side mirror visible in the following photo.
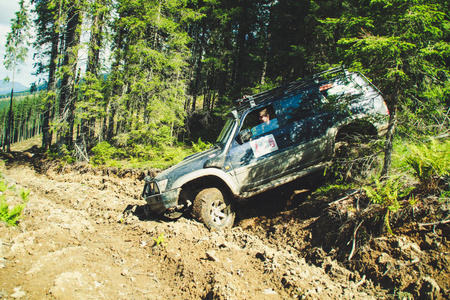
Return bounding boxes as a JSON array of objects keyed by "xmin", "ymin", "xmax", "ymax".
[{"xmin": 238, "ymin": 129, "xmax": 252, "ymax": 144}]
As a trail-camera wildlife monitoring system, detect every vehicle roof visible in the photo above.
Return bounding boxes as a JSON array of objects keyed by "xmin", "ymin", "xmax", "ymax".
[{"xmin": 233, "ymin": 66, "xmax": 352, "ymax": 117}]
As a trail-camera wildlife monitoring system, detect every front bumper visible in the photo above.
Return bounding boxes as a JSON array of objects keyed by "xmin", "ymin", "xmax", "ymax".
[{"xmin": 142, "ymin": 179, "xmax": 180, "ymax": 214}]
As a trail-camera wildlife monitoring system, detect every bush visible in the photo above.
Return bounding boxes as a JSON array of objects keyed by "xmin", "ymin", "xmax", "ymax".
[
  {"xmin": 89, "ymin": 140, "xmax": 194, "ymax": 169},
  {"xmin": 0, "ymin": 197, "xmax": 26, "ymax": 226},
  {"xmin": 91, "ymin": 141, "xmax": 126, "ymax": 166}
]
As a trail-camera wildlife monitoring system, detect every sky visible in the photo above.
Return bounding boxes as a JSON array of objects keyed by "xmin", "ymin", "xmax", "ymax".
[{"xmin": 0, "ymin": 0, "xmax": 38, "ymax": 88}]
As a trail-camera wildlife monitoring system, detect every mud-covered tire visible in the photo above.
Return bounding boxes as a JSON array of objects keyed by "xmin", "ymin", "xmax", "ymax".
[{"xmin": 192, "ymin": 188, "xmax": 235, "ymax": 230}]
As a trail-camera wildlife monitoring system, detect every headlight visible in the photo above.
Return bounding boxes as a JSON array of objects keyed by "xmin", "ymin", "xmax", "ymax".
[{"xmin": 158, "ymin": 179, "xmax": 169, "ymax": 192}]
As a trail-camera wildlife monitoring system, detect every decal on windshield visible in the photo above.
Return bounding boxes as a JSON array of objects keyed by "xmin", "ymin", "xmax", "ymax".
[{"xmin": 250, "ymin": 134, "xmax": 279, "ymax": 158}]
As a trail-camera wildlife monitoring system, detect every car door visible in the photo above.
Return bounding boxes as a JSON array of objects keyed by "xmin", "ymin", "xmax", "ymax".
[
  {"xmin": 275, "ymin": 88, "xmax": 334, "ymax": 168},
  {"xmin": 226, "ymin": 104, "xmax": 298, "ymax": 192}
]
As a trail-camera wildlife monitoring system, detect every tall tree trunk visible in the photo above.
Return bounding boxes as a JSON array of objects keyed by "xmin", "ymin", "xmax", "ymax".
[
  {"xmin": 79, "ymin": 0, "xmax": 105, "ymax": 152},
  {"xmin": 42, "ymin": 30, "xmax": 59, "ymax": 150},
  {"xmin": 381, "ymin": 104, "xmax": 397, "ymax": 178},
  {"xmin": 5, "ymin": 88, "xmax": 14, "ymax": 153},
  {"xmin": 106, "ymin": 26, "xmax": 125, "ymax": 142},
  {"xmin": 58, "ymin": 2, "xmax": 82, "ymax": 153}
]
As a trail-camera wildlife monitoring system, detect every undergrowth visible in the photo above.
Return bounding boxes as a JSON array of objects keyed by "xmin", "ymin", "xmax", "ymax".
[
  {"xmin": 362, "ymin": 177, "xmax": 415, "ymax": 235},
  {"xmin": 320, "ymin": 136, "xmax": 449, "ymax": 235},
  {"xmin": 89, "ymin": 138, "xmax": 211, "ymax": 169},
  {"xmin": 0, "ymin": 174, "xmax": 29, "ymax": 226},
  {"xmin": 404, "ymin": 139, "xmax": 450, "ymax": 192}
]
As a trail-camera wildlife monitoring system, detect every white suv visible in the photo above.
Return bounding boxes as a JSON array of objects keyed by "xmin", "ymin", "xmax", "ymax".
[{"xmin": 142, "ymin": 67, "xmax": 389, "ymax": 230}]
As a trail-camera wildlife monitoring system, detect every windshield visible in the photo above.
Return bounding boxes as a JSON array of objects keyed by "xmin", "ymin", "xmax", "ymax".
[{"xmin": 216, "ymin": 117, "xmax": 236, "ymax": 145}]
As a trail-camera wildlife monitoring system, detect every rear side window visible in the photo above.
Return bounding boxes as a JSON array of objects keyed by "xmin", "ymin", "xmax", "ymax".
[
  {"xmin": 319, "ymin": 76, "xmax": 364, "ymax": 101},
  {"xmin": 275, "ymin": 89, "xmax": 326, "ymax": 124}
]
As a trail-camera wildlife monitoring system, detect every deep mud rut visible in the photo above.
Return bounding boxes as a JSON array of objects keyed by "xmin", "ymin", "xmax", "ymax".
[{"xmin": 0, "ymin": 149, "xmax": 448, "ymax": 299}]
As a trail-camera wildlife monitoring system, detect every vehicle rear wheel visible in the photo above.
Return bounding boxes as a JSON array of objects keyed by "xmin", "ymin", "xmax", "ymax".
[{"xmin": 192, "ymin": 187, "xmax": 235, "ymax": 230}]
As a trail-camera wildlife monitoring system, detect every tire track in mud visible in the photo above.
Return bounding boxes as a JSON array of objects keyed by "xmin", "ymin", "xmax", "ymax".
[{"xmin": 1, "ymin": 166, "xmax": 165, "ymax": 299}]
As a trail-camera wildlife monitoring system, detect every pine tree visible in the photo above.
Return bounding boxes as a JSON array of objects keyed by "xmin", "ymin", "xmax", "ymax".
[
  {"xmin": 76, "ymin": 0, "xmax": 110, "ymax": 160},
  {"xmin": 107, "ymin": 0, "xmax": 194, "ymax": 147},
  {"xmin": 57, "ymin": 0, "xmax": 84, "ymax": 153},
  {"xmin": 318, "ymin": 0, "xmax": 450, "ymax": 176},
  {"xmin": 3, "ymin": 0, "xmax": 30, "ymax": 152},
  {"xmin": 33, "ymin": 0, "xmax": 64, "ymax": 150}
]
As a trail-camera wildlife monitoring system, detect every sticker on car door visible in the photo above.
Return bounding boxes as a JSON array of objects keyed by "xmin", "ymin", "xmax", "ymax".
[{"xmin": 250, "ymin": 134, "xmax": 279, "ymax": 158}]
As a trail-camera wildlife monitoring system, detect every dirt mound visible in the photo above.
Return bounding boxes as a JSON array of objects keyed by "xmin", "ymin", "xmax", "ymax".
[
  {"xmin": 238, "ymin": 185, "xmax": 449, "ymax": 299},
  {"xmin": 1, "ymin": 151, "xmax": 449, "ymax": 299}
]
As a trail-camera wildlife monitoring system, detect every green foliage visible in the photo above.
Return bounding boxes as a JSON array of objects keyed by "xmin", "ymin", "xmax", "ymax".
[
  {"xmin": 314, "ymin": 182, "xmax": 356, "ymax": 198},
  {"xmin": 153, "ymin": 232, "xmax": 167, "ymax": 248},
  {"xmin": 3, "ymin": 0, "xmax": 30, "ymax": 75},
  {"xmin": 90, "ymin": 141, "xmax": 193, "ymax": 169},
  {"xmin": 405, "ymin": 139, "xmax": 450, "ymax": 190},
  {"xmin": 191, "ymin": 138, "xmax": 212, "ymax": 153},
  {"xmin": 2, "ymin": 0, "xmax": 31, "ymax": 152},
  {"xmin": 363, "ymin": 177, "xmax": 414, "ymax": 234},
  {"xmin": 91, "ymin": 141, "xmax": 125, "ymax": 166},
  {"xmin": 130, "ymin": 144, "xmax": 158, "ymax": 161},
  {"xmin": 0, "ymin": 197, "xmax": 25, "ymax": 226},
  {"xmin": 58, "ymin": 144, "xmax": 75, "ymax": 164},
  {"xmin": 0, "ymin": 178, "xmax": 29, "ymax": 226},
  {"xmin": 363, "ymin": 178, "xmax": 413, "ymax": 212},
  {"xmin": 440, "ymin": 190, "xmax": 450, "ymax": 202},
  {"xmin": 0, "ymin": 180, "xmax": 8, "ymax": 193},
  {"xmin": 20, "ymin": 188, "xmax": 30, "ymax": 201},
  {"xmin": 46, "ymin": 150, "xmax": 59, "ymax": 161}
]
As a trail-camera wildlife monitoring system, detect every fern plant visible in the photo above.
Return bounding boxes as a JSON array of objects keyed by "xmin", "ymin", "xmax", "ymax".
[
  {"xmin": 20, "ymin": 188, "xmax": 30, "ymax": 201},
  {"xmin": 0, "ymin": 180, "xmax": 8, "ymax": 193},
  {"xmin": 0, "ymin": 196, "xmax": 26, "ymax": 226},
  {"xmin": 191, "ymin": 138, "xmax": 212, "ymax": 153},
  {"xmin": 363, "ymin": 177, "xmax": 414, "ymax": 234},
  {"xmin": 405, "ymin": 139, "xmax": 450, "ymax": 191},
  {"xmin": 0, "ymin": 179, "xmax": 29, "ymax": 226}
]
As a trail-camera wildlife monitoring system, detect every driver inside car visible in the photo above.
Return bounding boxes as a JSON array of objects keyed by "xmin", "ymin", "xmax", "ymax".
[{"xmin": 251, "ymin": 108, "xmax": 278, "ymax": 137}]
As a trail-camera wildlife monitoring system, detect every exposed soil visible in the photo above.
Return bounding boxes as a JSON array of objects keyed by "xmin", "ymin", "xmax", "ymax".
[{"xmin": 0, "ymin": 141, "xmax": 449, "ymax": 299}]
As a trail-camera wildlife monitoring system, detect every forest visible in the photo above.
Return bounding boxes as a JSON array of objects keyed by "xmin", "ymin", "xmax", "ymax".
[
  {"xmin": 1, "ymin": 0, "xmax": 449, "ymax": 169},
  {"xmin": 1, "ymin": 1, "xmax": 450, "ymax": 298}
]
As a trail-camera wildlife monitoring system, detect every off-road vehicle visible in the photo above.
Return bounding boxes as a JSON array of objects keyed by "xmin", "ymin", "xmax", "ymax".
[{"xmin": 142, "ymin": 67, "xmax": 389, "ymax": 230}]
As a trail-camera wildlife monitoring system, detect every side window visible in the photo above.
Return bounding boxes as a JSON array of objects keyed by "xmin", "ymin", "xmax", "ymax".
[
  {"xmin": 237, "ymin": 104, "xmax": 279, "ymax": 144},
  {"xmin": 277, "ymin": 89, "xmax": 326, "ymax": 123}
]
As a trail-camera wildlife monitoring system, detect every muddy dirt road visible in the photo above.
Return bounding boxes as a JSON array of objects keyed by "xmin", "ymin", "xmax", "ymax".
[{"xmin": 0, "ymin": 149, "xmax": 448, "ymax": 299}]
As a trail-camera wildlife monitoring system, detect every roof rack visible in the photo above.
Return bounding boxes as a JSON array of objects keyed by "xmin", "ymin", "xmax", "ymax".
[{"xmin": 234, "ymin": 66, "xmax": 348, "ymax": 114}]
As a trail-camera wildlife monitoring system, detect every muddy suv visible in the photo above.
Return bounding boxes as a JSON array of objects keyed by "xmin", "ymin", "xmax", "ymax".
[{"xmin": 142, "ymin": 67, "xmax": 389, "ymax": 230}]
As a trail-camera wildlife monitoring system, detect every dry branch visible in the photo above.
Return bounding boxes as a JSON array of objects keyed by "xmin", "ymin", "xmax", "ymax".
[
  {"xmin": 418, "ymin": 219, "xmax": 450, "ymax": 227},
  {"xmin": 348, "ymin": 220, "xmax": 363, "ymax": 261}
]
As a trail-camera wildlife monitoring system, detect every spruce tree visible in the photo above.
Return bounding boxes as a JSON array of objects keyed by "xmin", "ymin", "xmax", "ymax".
[
  {"xmin": 3, "ymin": 0, "xmax": 30, "ymax": 152},
  {"xmin": 57, "ymin": 0, "xmax": 84, "ymax": 153},
  {"xmin": 33, "ymin": 0, "xmax": 64, "ymax": 150},
  {"xmin": 318, "ymin": 0, "xmax": 450, "ymax": 176}
]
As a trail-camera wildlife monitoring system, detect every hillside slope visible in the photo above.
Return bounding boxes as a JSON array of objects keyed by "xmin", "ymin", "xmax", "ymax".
[{"xmin": 0, "ymin": 146, "xmax": 448, "ymax": 299}]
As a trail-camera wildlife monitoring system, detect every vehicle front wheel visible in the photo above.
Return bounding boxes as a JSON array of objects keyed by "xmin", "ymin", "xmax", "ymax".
[{"xmin": 192, "ymin": 187, "xmax": 235, "ymax": 230}]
